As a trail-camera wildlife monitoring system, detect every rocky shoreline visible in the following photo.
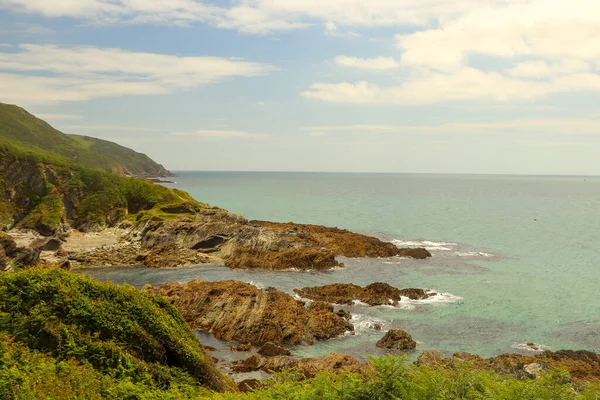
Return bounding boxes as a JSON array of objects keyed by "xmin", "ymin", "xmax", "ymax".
[{"xmin": 2, "ymin": 207, "xmax": 431, "ymax": 271}]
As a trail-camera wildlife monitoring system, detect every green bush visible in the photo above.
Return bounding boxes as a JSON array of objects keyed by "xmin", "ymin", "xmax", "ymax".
[{"xmin": 0, "ymin": 268, "xmax": 229, "ymax": 393}]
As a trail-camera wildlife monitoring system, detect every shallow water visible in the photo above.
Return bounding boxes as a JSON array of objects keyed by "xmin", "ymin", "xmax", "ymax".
[{"xmin": 81, "ymin": 172, "xmax": 600, "ymax": 359}]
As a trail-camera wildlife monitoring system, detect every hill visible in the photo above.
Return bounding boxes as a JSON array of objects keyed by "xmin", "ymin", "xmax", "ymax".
[{"xmin": 0, "ymin": 103, "xmax": 170, "ymax": 177}]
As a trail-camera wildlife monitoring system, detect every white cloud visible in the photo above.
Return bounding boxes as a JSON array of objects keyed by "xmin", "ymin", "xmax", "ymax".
[
  {"xmin": 306, "ymin": 118, "xmax": 600, "ymax": 136},
  {"xmin": 0, "ymin": 44, "xmax": 277, "ymax": 105},
  {"xmin": 335, "ymin": 56, "xmax": 399, "ymax": 70},
  {"xmin": 302, "ymin": 68, "xmax": 600, "ymax": 105},
  {"xmin": 506, "ymin": 60, "xmax": 591, "ymax": 78},
  {"xmin": 170, "ymin": 129, "xmax": 267, "ymax": 139}
]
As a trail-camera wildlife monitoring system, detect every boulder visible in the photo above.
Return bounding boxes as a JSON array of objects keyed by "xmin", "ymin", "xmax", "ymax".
[
  {"xmin": 376, "ymin": 329, "xmax": 417, "ymax": 351},
  {"xmin": 397, "ymin": 248, "xmax": 432, "ymax": 259},
  {"xmin": 11, "ymin": 246, "xmax": 40, "ymax": 267},
  {"xmin": 258, "ymin": 342, "xmax": 291, "ymax": 357},
  {"xmin": 31, "ymin": 237, "xmax": 62, "ymax": 251},
  {"xmin": 398, "ymin": 288, "xmax": 433, "ymax": 300}
]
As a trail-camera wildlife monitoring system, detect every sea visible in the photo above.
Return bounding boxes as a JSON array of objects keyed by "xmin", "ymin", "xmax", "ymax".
[{"xmin": 82, "ymin": 172, "xmax": 600, "ymax": 360}]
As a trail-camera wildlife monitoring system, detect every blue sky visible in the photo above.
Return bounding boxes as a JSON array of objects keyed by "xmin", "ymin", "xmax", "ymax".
[{"xmin": 1, "ymin": 0, "xmax": 600, "ymax": 174}]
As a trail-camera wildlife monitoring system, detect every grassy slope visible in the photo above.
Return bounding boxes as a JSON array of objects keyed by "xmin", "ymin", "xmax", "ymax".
[
  {"xmin": 0, "ymin": 133, "xmax": 205, "ymax": 233},
  {"xmin": 0, "ymin": 268, "xmax": 231, "ymax": 397},
  {"xmin": 0, "ymin": 102, "xmax": 169, "ymax": 176}
]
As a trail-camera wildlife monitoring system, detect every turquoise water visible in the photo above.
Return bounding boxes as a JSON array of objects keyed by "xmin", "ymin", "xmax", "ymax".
[{"xmin": 83, "ymin": 172, "xmax": 600, "ymax": 359}]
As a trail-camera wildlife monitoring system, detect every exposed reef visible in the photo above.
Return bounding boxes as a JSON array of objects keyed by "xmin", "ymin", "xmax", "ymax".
[
  {"xmin": 294, "ymin": 283, "xmax": 435, "ymax": 306},
  {"xmin": 146, "ymin": 279, "xmax": 354, "ymax": 346}
]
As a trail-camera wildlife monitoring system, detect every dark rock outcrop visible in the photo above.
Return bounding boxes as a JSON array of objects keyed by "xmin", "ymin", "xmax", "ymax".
[
  {"xmin": 146, "ymin": 279, "xmax": 353, "ymax": 346},
  {"xmin": 294, "ymin": 283, "xmax": 435, "ymax": 306},
  {"xmin": 376, "ymin": 329, "xmax": 417, "ymax": 351},
  {"xmin": 397, "ymin": 248, "xmax": 432, "ymax": 259}
]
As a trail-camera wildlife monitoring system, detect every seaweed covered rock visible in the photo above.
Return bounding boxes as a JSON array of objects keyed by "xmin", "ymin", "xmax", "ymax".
[
  {"xmin": 376, "ymin": 329, "xmax": 417, "ymax": 351},
  {"xmin": 147, "ymin": 279, "xmax": 353, "ymax": 346},
  {"xmin": 0, "ymin": 268, "xmax": 231, "ymax": 392}
]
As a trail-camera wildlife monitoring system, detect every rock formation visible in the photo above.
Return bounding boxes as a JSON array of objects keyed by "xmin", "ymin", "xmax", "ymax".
[
  {"xmin": 233, "ymin": 352, "xmax": 366, "ymax": 378},
  {"xmin": 294, "ymin": 282, "xmax": 435, "ymax": 306},
  {"xmin": 376, "ymin": 329, "xmax": 417, "ymax": 351},
  {"xmin": 418, "ymin": 349, "xmax": 600, "ymax": 382},
  {"xmin": 146, "ymin": 279, "xmax": 353, "ymax": 346}
]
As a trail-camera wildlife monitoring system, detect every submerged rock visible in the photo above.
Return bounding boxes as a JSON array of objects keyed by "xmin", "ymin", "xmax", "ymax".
[
  {"xmin": 376, "ymin": 329, "xmax": 417, "ymax": 351},
  {"xmin": 294, "ymin": 283, "xmax": 435, "ymax": 306},
  {"xmin": 147, "ymin": 279, "xmax": 353, "ymax": 346}
]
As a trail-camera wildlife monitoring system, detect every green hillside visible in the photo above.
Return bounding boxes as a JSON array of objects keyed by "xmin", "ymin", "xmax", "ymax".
[
  {"xmin": 0, "ymin": 104, "xmax": 205, "ymax": 235},
  {"xmin": 0, "ymin": 103, "xmax": 170, "ymax": 177}
]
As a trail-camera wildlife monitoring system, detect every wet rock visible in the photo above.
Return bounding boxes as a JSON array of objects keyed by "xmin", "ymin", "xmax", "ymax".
[
  {"xmin": 295, "ymin": 283, "xmax": 435, "ymax": 306},
  {"xmin": 376, "ymin": 329, "xmax": 417, "ymax": 351},
  {"xmin": 231, "ymin": 343, "xmax": 252, "ymax": 352},
  {"xmin": 370, "ymin": 323, "xmax": 382, "ymax": 331},
  {"xmin": 258, "ymin": 342, "xmax": 291, "ymax": 357},
  {"xmin": 226, "ymin": 247, "xmax": 340, "ymax": 271},
  {"xmin": 147, "ymin": 279, "xmax": 353, "ymax": 346},
  {"xmin": 309, "ymin": 301, "xmax": 334, "ymax": 313},
  {"xmin": 398, "ymin": 288, "xmax": 433, "ymax": 300},
  {"xmin": 336, "ymin": 309, "xmax": 351, "ymax": 320},
  {"xmin": 397, "ymin": 248, "xmax": 432, "ymax": 259}
]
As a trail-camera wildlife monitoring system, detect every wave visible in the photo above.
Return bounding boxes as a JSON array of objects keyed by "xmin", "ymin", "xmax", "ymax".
[
  {"xmin": 454, "ymin": 251, "xmax": 494, "ymax": 258},
  {"xmin": 511, "ymin": 341, "xmax": 549, "ymax": 352},
  {"xmin": 347, "ymin": 314, "xmax": 387, "ymax": 335},
  {"xmin": 401, "ymin": 290, "xmax": 463, "ymax": 305},
  {"xmin": 392, "ymin": 239, "xmax": 458, "ymax": 251},
  {"xmin": 246, "ymin": 281, "xmax": 265, "ymax": 289}
]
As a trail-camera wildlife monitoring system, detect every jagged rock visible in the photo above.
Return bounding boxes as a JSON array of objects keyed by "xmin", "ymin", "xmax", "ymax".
[
  {"xmin": 147, "ymin": 280, "xmax": 353, "ymax": 346},
  {"xmin": 309, "ymin": 301, "xmax": 334, "ymax": 313},
  {"xmin": 397, "ymin": 248, "xmax": 432, "ymax": 259},
  {"xmin": 376, "ymin": 329, "xmax": 417, "ymax": 351},
  {"xmin": 0, "ymin": 232, "xmax": 17, "ymax": 256},
  {"xmin": 295, "ymin": 283, "xmax": 435, "ymax": 306},
  {"xmin": 336, "ymin": 309, "xmax": 351, "ymax": 320},
  {"xmin": 258, "ymin": 342, "xmax": 291, "ymax": 357},
  {"xmin": 226, "ymin": 247, "xmax": 340, "ymax": 271}
]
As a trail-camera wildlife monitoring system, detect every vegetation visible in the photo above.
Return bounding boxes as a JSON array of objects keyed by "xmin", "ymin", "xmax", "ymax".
[
  {"xmin": 0, "ymin": 268, "xmax": 230, "ymax": 396},
  {"xmin": 0, "ymin": 102, "xmax": 169, "ymax": 176},
  {"xmin": 0, "ymin": 137, "xmax": 206, "ymax": 232}
]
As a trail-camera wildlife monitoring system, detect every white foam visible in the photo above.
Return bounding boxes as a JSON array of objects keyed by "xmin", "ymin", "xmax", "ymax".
[
  {"xmin": 511, "ymin": 341, "xmax": 549, "ymax": 352},
  {"xmin": 246, "ymin": 281, "xmax": 265, "ymax": 289},
  {"xmin": 348, "ymin": 314, "xmax": 387, "ymax": 335},
  {"xmin": 401, "ymin": 290, "xmax": 463, "ymax": 305},
  {"xmin": 455, "ymin": 251, "xmax": 494, "ymax": 258},
  {"xmin": 392, "ymin": 239, "xmax": 458, "ymax": 251}
]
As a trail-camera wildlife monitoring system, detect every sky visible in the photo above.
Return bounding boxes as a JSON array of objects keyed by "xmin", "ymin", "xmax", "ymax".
[{"xmin": 1, "ymin": 0, "xmax": 600, "ymax": 174}]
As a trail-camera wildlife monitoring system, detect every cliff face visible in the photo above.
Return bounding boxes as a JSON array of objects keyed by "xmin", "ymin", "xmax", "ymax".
[{"xmin": 0, "ymin": 144, "xmax": 204, "ymax": 235}]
